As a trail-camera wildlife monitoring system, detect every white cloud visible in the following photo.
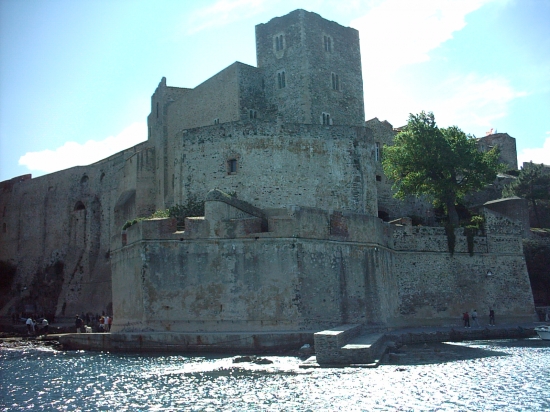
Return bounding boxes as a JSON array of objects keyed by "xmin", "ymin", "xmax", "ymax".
[
  {"xmin": 431, "ymin": 74, "xmax": 527, "ymax": 131},
  {"xmin": 352, "ymin": 0, "xmax": 491, "ymax": 75},
  {"xmin": 518, "ymin": 134, "xmax": 550, "ymax": 167},
  {"xmin": 185, "ymin": 0, "xmax": 267, "ymax": 34},
  {"xmin": 353, "ymin": 0, "xmax": 526, "ymax": 133},
  {"xmin": 18, "ymin": 122, "xmax": 147, "ymax": 174}
]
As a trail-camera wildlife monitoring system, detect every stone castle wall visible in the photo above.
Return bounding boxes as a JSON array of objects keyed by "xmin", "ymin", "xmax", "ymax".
[
  {"xmin": 0, "ymin": 142, "xmax": 155, "ymax": 318},
  {"xmin": 111, "ymin": 206, "xmax": 400, "ymax": 333},
  {"xmin": 169, "ymin": 121, "xmax": 378, "ymax": 215},
  {"xmin": 111, "ymin": 202, "xmax": 535, "ymax": 334}
]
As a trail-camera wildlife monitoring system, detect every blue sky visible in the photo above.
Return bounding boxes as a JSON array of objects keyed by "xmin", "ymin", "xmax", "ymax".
[{"xmin": 1, "ymin": 0, "xmax": 549, "ymax": 181}]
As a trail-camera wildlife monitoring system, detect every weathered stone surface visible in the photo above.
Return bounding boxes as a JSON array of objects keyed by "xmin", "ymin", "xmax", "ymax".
[{"xmin": 0, "ymin": 8, "xmax": 535, "ymax": 343}]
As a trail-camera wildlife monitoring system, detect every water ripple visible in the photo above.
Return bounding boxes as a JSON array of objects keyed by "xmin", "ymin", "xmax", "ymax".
[{"xmin": 1, "ymin": 339, "xmax": 549, "ymax": 411}]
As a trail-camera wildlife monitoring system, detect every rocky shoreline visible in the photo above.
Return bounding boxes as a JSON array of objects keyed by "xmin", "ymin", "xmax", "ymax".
[{"xmin": 0, "ymin": 334, "xmax": 64, "ymax": 351}]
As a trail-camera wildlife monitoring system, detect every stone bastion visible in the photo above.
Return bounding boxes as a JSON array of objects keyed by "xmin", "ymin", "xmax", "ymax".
[{"xmin": 110, "ymin": 190, "xmax": 535, "ymax": 338}]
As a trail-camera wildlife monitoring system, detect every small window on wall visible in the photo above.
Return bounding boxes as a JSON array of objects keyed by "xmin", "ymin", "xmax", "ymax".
[
  {"xmin": 376, "ymin": 175, "xmax": 382, "ymax": 182},
  {"xmin": 74, "ymin": 201, "xmax": 86, "ymax": 211},
  {"xmin": 275, "ymin": 34, "xmax": 284, "ymax": 51},
  {"xmin": 375, "ymin": 142, "xmax": 380, "ymax": 162},
  {"xmin": 249, "ymin": 110, "xmax": 257, "ymax": 119},
  {"xmin": 214, "ymin": 118, "xmax": 220, "ymax": 124},
  {"xmin": 322, "ymin": 112, "xmax": 332, "ymax": 125},
  {"xmin": 331, "ymin": 73, "xmax": 340, "ymax": 90},
  {"xmin": 277, "ymin": 71, "xmax": 286, "ymax": 89},
  {"xmin": 227, "ymin": 159, "xmax": 238, "ymax": 175},
  {"xmin": 324, "ymin": 35, "xmax": 332, "ymax": 52}
]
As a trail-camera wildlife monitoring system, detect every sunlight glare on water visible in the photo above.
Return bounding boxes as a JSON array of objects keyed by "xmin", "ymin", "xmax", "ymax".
[{"xmin": 1, "ymin": 339, "xmax": 550, "ymax": 411}]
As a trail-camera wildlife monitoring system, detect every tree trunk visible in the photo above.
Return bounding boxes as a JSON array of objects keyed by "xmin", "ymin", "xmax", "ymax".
[
  {"xmin": 531, "ymin": 198, "xmax": 541, "ymax": 228},
  {"xmin": 447, "ymin": 200, "xmax": 459, "ymax": 226}
]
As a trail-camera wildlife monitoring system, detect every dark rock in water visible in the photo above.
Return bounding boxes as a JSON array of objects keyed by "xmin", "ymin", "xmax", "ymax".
[
  {"xmin": 233, "ymin": 356, "xmax": 253, "ymax": 363},
  {"xmin": 253, "ymin": 357, "xmax": 273, "ymax": 365},
  {"xmin": 232, "ymin": 356, "xmax": 273, "ymax": 365}
]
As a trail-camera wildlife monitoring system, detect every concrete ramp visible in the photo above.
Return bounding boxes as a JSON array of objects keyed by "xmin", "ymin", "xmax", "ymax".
[{"xmin": 313, "ymin": 325, "xmax": 387, "ymax": 366}]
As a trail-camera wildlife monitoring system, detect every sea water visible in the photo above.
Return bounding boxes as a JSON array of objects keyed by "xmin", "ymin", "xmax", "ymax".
[{"xmin": 1, "ymin": 338, "xmax": 549, "ymax": 411}]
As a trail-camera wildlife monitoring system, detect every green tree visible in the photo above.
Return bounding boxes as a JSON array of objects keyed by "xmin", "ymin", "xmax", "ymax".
[
  {"xmin": 503, "ymin": 162, "xmax": 550, "ymax": 228},
  {"xmin": 382, "ymin": 111, "xmax": 501, "ymax": 226}
]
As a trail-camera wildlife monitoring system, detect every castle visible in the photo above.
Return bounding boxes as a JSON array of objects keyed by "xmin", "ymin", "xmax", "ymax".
[{"xmin": 0, "ymin": 10, "xmax": 535, "ymax": 347}]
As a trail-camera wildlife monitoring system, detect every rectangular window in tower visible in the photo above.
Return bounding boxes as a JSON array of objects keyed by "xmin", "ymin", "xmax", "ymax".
[
  {"xmin": 214, "ymin": 118, "xmax": 219, "ymax": 124},
  {"xmin": 277, "ymin": 71, "xmax": 286, "ymax": 89},
  {"xmin": 228, "ymin": 159, "xmax": 238, "ymax": 174},
  {"xmin": 375, "ymin": 142, "xmax": 380, "ymax": 161},
  {"xmin": 322, "ymin": 112, "xmax": 332, "ymax": 125},
  {"xmin": 331, "ymin": 73, "xmax": 340, "ymax": 90},
  {"xmin": 324, "ymin": 35, "xmax": 332, "ymax": 52},
  {"xmin": 249, "ymin": 109, "xmax": 257, "ymax": 119},
  {"xmin": 275, "ymin": 34, "xmax": 284, "ymax": 51}
]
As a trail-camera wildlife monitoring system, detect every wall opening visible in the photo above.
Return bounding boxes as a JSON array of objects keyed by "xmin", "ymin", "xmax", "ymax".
[
  {"xmin": 277, "ymin": 71, "xmax": 286, "ymax": 89},
  {"xmin": 74, "ymin": 201, "xmax": 86, "ymax": 211},
  {"xmin": 378, "ymin": 210, "xmax": 390, "ymax": 221},
  {"xmin": 331, "ymin": 73, "xmax": 339, "ymax": 90},
  {"xmin": 227, "ymin": 159, "xmax": 238, "ymax": 175},
  {"xmin": 324, "ymin": 35, "xmax": 332, "ymax": 52},
  {"xmin": 275, "ymin": 34, "xmax": 284, "ymax": 51}
]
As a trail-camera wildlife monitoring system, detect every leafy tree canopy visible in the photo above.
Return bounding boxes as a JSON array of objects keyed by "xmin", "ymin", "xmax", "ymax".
[
  {"xmin": 382, "ymin": 111, "xmax": 501, "ymax": 225},
  {"xmin": 503, "ymin": 162, "xmax": 550, "ymax": 227}
]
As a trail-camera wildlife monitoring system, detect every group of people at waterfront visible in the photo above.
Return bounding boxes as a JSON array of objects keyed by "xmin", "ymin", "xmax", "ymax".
[
  {"xmin": 75, "ymin": 313, "xmax": 112, "ymax": 333},
  {"xmin": 463, "ymin": 309, "xmax": 496, "ymax": 328},
  {"xmin": 24, "ymin": 317, "xmax": 49, "ymax": 336}
]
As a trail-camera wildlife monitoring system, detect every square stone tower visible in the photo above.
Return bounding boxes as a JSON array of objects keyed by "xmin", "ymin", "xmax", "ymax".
[{"xmin": 256, "ymin": 9, "xmax": 365, "ymax": 126}]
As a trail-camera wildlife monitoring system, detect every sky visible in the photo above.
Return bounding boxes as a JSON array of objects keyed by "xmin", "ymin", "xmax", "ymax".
[{"xmin": 1, "ymin": 0, "xmax": 549, "ymax": 182}]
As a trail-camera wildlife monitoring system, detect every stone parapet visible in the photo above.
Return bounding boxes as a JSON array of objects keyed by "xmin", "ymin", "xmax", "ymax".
[
  {"xmin": 122, "ymin": 217, "xmax": 179, "ymax": 247},
  {"xmin": 393, "ymin": 226, "xmax": 488, "ymax": 254}
]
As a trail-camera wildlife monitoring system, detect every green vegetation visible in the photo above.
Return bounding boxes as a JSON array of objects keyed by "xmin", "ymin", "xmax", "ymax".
[
  {"xmin": 122, "ymin": 196, "xmax": 205, "ymax": 231},
  {"xmin": 166, "ymin": 196, "xmax": 205, "ymax": 230},
  {"xmin": 503, "ymin": 162, "xmax": 550, "ymax": 228},
  {"xmin": 383, "ymin": 111, "xmax": 501, "ymax": 226}
]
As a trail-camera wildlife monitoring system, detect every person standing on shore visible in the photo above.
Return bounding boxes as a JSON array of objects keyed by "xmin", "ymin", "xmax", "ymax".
[
  {"xmin": 463, "ymin": 312, "xmax": 470, "ymax": 328},
  {"xmin": 26, "ymin": 317, "xmax": 35, "ymax": 335},
  {"xmin": 41, "ymin": 318, "xmax": 49, "ymax": 335},
  {"xmin": 471, "ymin": 309, "xmax": 479, "ymax": 327},
  {"xmin": 489, "ymin": 309, "xmax": 495, "ymax": 326},
  {"xmin": 75, "ymin": 315, "xmax": 83, "ymax": 333}
]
